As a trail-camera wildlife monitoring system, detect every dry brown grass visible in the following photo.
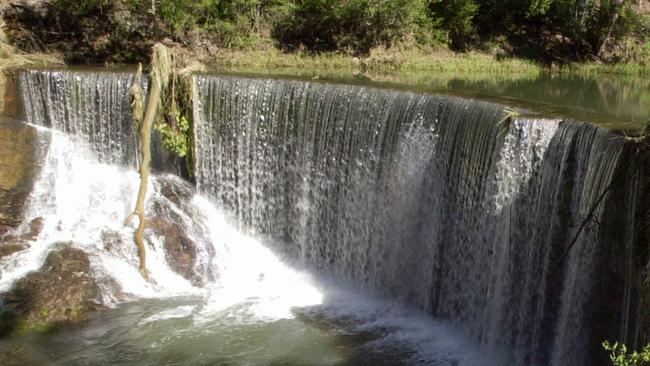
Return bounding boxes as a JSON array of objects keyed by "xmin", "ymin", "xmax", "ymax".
[{"xmin": 0, "ymin": 40, "xmax": 63, "ymax": 70}]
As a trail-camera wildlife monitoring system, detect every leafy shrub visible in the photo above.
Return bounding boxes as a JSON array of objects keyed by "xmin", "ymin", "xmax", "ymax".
[
  {"xmin": 273, "ymin": 0, "xmax": 435, "ymax": 54},
  {"xmin": 603, "ymin": 341, "xmax": 650, "ymax": 366},
  {"xmin": 155, "ymin": 111, "xmax": 191, "ymax": 158},
  {"xmin": 429, "ymin": 0, "xmax": 478, "ymax": 50}
]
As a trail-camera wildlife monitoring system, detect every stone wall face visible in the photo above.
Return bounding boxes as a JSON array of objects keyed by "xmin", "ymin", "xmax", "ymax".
[{"xmin": 0, "ymin": 120, "xmax": 39, "ymax": 238}]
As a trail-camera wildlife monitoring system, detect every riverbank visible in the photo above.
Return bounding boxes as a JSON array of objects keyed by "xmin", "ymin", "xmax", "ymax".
[
  {"xmin": 3, "ymin": 43, "xmax": 649, "ymax": 79},
  {"xmin": 0, "ymin": 41, "xmax": 62, "ymax": 116},
  {"xmin": 204, "ymin": 47, "xmax": 650, "ymax": 78}
]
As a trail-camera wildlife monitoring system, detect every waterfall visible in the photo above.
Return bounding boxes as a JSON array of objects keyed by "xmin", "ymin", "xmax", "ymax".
[
  {"xmin": 20, "ymin": 69, "xmax": 142, "ymax": 166},
  {"xmin": 7, "ymin": 70, "xmax": 215, "ymax": 303},
  {"xmin": 10, "ymin": 67, "xmax": 331, "ymax": 312},
  {"xmin": 8, "ymin": 69, "xmax": 531, "ymax": 365},
  {"xmin": 19, "ymin": 69, "xmax": 180, "ymax": 173},
  {"xmin": 193, "ymin": 75, "xmax": 645, "ymax": 365},
  {"xmin": 9, "ymin": 69, "xmax": 646, "ymax": 365}
]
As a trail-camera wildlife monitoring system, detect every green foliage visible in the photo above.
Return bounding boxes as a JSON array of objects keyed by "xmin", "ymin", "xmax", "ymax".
[
  {"xmin": 472, "ymin": 0, "xmax": 643, "ymax": 60},
  {"xmin": 603, "ymin": 341, "xmax": 650, "ymax": 366},
  {"xmin": 123, "ymin": 0, "xmax": 273, "ymax": 47},
  {"xmin": 155, "ymin": 111, "xmax": 191, "ymax": 158},
  {"xmin": 527, "ymin": 0, "xmax": 553, "ymax": 16},
  {"xmin": 36, "ymin": 0, "xmax": 650, "ymax": 63},
  {"xmin": 273, "ymin": 0, "xmax": 435, "ymax": 54},
  {"xmin": 430, "ymin": 0, "xmax": 478, "ymax": 49},
  {"xmin": 155, "ymin": 68, "xmax": 195, "ymax": 174}
]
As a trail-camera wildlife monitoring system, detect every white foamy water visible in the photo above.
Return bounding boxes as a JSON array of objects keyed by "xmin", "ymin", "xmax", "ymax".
[
  {"xmin": 0, "ymin": 129, "xmax": 197, "ymax": 298},
  {"xmin": 191, "ymin": 195, "xmax": 323, "ymax": 322},
  {"xmin": 0, "ymin": 127, "xmax": 325, "ymax": 321}
]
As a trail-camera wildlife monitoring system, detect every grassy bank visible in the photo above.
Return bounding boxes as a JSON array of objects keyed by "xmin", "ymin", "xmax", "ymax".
[
  {"xmin": 203, "ymin": 47, "xmax": 649, "ymax": 79},
  {"xmin": 0, "ymin": 39, "xmax": 62, "ymax": 116},
  {"xmin": 208, "ymin": 48, "xmax": 538, "ymax": 74},
  {"xmin": 0, "ymin": 42, "xmax": 62, "ymax": 70}
]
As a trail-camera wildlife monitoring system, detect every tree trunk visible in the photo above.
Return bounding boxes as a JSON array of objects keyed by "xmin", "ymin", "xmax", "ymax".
[
  {"xmin": 130, "ymin": 84, "xmax": 159, "ymax": 279},
  {"xmin": 125, "ymin": 44, "xmax": 172, "ymax": 279},
  {"xmin": 597, "ymin": 0, "xmax": 625, "ymax": 59}
]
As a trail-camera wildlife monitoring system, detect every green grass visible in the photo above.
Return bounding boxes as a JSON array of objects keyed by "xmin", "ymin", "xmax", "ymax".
[
  {"xmin": 204, "ymin": 46, "xmax": 649, "ymax": 80},
  {"xmin": 206, "ymin": 47, "xmax": 542, "ymax": 76},
  {"xmin": 565, "ymin": 62, "xmax": 650, "ymax": 76}
]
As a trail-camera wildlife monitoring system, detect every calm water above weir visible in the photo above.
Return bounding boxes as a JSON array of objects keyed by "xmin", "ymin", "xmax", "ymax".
[
  {"xmin": 219, "ymin": 68, "xmax": 650, "ymax": 131},
  {"xmin": 16, "ymin": 65, "xmax": 650, "ymax": 131}
]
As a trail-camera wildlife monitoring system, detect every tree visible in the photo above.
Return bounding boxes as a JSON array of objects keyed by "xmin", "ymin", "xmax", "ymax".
[{"xmin": 430, "ymin": 0, "xmax": 478, "ymax": 50}]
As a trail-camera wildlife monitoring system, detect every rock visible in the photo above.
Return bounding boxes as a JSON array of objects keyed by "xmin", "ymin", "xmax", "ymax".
[
  {"xmin": 495, "ymin": 48, "xmax": 509, "ymax": 61},
  {"xmin": 147, "ymin": 176, "xmax": 214, "ymax": 286},
  {"xmin": 0, "ymin": 244, "xmax": 102, "ymax": 337},
  {"xmin": 100, "ymin": 230, "xmax": 137, "ymax": 271},
  {"xmin": 148, "ymin": 213, "xmax": 203, "ymax": 286},
  {"xmin": 101, "ymin": 230, "xmax": 123, "ymax": 253},
  {"xmin": 0, "ymin": 240, "xmax": 28, "ymax": 260},
  {"xmin": 158, "ymin": 175, "xmax": 194, "ymax": 207},
  {"xmin": 100, "ymin": 176, "xmax": 215, "ymax": 286},
  {"xmin": 19, "ymin": 217, "xmax": 43, "ymax": 241}
]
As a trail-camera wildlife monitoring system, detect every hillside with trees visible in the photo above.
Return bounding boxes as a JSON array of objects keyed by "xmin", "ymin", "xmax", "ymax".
[{"xmin": 1, "ymin": 0, "xmax": 649, "ymax": 66}]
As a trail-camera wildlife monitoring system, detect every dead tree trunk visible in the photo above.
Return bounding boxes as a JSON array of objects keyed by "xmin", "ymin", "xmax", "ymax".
[{"xmin": 125, "ymin": 44, "xmax": 172, "ymax": 279}]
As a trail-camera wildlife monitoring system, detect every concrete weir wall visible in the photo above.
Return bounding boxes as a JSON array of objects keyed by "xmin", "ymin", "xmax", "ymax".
[{"xmin": 0, "ymin": 70, "xmax": 39, "ymax": 238}]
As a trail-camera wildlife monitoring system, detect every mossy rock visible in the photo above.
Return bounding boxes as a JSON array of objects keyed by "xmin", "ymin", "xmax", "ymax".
[{"xmin": 0, "ymin": 244, "xmax": 102, "ymax": 337}]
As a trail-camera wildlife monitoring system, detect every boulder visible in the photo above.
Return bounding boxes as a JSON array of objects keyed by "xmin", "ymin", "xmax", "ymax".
[
  {"xmin": 19, "ymin": 217, "xmax": 44, "ymax": 241},
  {"xmin": 101, "ymin": 176, "xmax": 214, "ymax": 286},
  {"xmin": 0, "ymin": 240, "xmax": 28, "ymax": 260},
  {"xmin": 0, "ymin": 244, "xmax": 102, "ymax": 336},
  {"xmin": 0, "ymin": 217, "xmax": 44, "ymax": 260},
  {"xmin": 147, "ymin": 176, "xmax": 215, "ymax": 286},
  {"xmin": 147, "ymin": 214, "xmax": 203, "ymax": 286},
  {"xmin": 158, "ymin": 175, "xmax": 194, "ymax": 207}
]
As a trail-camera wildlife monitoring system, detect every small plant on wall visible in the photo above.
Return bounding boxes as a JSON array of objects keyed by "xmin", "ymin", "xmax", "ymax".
[
  {"xmin": 155, "ymin": 110, "xmax": 191, "ymax": 158},
  {"xmin": 603, "ymin": 341, "xmax": 650, "ymax": 366},
  {"xmin": 154, "ymin": 53, "xmax": 196, "ymax": 177}
]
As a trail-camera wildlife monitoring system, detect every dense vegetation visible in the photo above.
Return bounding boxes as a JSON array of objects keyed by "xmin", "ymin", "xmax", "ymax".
[{"xmin": 2, "ymin": 0, "xmax": 649, "ymax": 64}]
